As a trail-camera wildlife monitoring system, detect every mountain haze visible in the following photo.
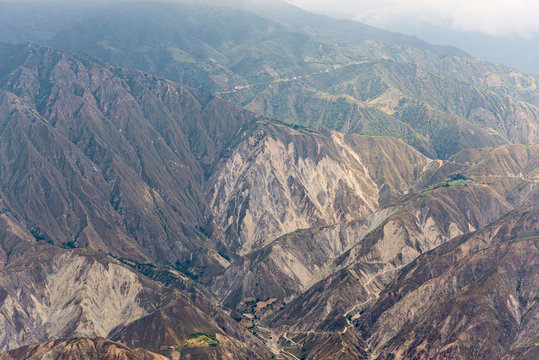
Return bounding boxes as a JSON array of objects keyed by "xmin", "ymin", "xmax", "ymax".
[{"xmin": 1, "ymin": 1, "xmax": 538, "ymax": 158}]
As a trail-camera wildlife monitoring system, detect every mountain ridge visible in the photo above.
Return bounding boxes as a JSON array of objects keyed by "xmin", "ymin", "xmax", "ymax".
[{"xmin": 1, "ymin": 1, "xmax": 538, "ymax": 158}]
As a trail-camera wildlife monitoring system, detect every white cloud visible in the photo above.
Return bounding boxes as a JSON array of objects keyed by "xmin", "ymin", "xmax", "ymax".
[{"xmin": 286, "ymin": 0, "xmax": 539, "ymax": 37}]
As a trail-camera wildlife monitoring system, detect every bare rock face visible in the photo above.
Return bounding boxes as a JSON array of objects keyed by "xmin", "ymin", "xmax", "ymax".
[
  {"xmin": 218, "ymin": 144, "xmax": 536, "ymax": 313},
  {"xmin": 0, "ymin": 241, "xmax": 273, "ymax": 357},
  {"xmin": 0, "ymin": 338, "xmax": 167, "ymax": 360},
  {"xmin": 209, "ymin": 125, "xmax": 436, "ymax": 255},
  {"xmin": 211, "ymin": 207, "xmax": 396, "ymax": 308},
  {"xmin": 0, "ymin": 244, "xmax": 168, "ymax": 352}
]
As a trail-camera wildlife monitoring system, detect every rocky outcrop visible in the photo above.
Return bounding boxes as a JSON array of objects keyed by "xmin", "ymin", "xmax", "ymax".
[
  {"xmin": 209, "ymin": 125, "xmax": 436, "ymax": 255},
  {"xmin": 0, "ymin": 244, "xmax": 169, "ymax": 351}
]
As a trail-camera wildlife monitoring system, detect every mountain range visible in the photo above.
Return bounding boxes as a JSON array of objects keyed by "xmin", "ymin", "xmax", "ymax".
[{"xmin": 0, "ymin": 1, "xmax": 537, "ymax": 359}]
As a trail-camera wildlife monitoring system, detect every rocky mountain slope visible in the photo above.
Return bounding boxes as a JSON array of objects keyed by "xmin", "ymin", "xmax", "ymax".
[
  {"xmin": 209, "ymin": 125, "xmax": 437, "ymax": 255},
  {"xmin": 204, "ymin": 143, "xmax": 537, "ymax": 359},
  {"xmin": 212, "ymin": 144, "xmax": 537, "ymax": 314},
  {"xmin": 0, "ymin": 220, "xmax": 270, "ymax": 358},
  {"xmin": 0, "ymin": 42, "xmax": 270, "ymax": 273},
  {"xmin": 0, "ymin": 42, "xmax": 446, "ymax": 353},
  {"xmin": 0, "ymin": 243, "xmax": 166, "ymax": 351},
  {"xmin": 0, "ymin": 3, "xmax": 537, "ymax": 359},
  {"xmin": 256, "ymin": 205, "xmax": 538, "ymax": 360},
  {"xmin": 357, "ymin": 205, "xmax": 539, "ymax": 360},
  {"xmin": 0, "ymin": 43, "xmax": 277, "ymax": 356}
]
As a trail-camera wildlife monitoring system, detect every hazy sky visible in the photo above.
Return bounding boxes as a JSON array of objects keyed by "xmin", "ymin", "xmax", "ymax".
[
  {"xmin": 4, "ymin": 0, "xmax": 538, "ymax": 38},
  {"xmin": 286, "ymin": 0, "xmax": 539, "ymax": 38}
]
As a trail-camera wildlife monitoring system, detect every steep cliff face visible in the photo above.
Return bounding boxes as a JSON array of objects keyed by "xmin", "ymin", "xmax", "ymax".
[
  {"xmin": 0, "ymin": 89, "xmax": 148, "ymax": 261},
  {"xmin": 0, "ymin": 244, "xmax": 169, "ymax": 351},
  {"xmin": 209, "ymin": 124, "xmax": 435, "ymax": 255},
  {"xmin": 211, "ymin": 207, "xmax": 396, "ymax": 308},
  {"xmin": 0, "ymin": 338, "xmax": 167, "ymax": 360},
  {"xmin": 211, "ymin": 145, "xmax": 537, "ymax": 317}
]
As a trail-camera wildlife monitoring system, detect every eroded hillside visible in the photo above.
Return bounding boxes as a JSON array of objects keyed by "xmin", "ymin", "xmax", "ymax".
[{"xmin": 0, "ymin": 3, "xmax": 537, "ymax": 358}]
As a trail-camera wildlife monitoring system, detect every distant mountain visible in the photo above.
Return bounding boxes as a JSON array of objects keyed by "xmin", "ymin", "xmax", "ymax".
[
  {"xmin": 373, "ymin": 20, "xmax": 539, "ymax": 76},
  {"xmin": 0, "ymin": 1, "xmax": 537, "ymax": 158},
  {"xmin": 242, "ymin": 60, "xmax": 538, "ymax": 158}
]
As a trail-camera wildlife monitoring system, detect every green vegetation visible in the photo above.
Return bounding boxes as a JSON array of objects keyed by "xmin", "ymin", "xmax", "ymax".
[
  {"xmin": 184, "ymin": 333, "xmax": 219, "ymax": 348},
  {"xmin": 419, "ymin": 173, "xmax": 473, "ymax": 197},
  {"xmin": 174, "ymin": 261, "xmax": 199, "ymax": 280},
  {"xmin": 448, "ymin": 173, "xmax": 470, "ymax": 181}
]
